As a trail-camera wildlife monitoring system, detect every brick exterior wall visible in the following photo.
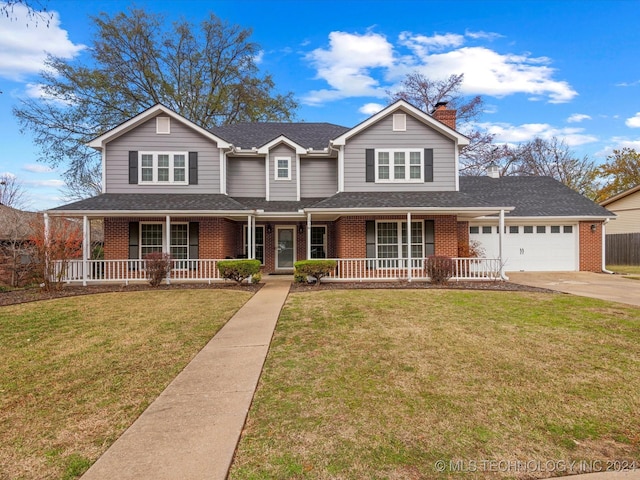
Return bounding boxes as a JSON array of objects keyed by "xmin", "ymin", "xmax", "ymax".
[
  {"xmin": 456, "ymin": 221, "xmax": 470, "ymax": 256},
  {"xmin": 579, "ymin": 221, "xmax": 603, "ymax": 272},
  {"xmin": 334, "ymin": 215, "xmax": 460, "ymax": 258}
]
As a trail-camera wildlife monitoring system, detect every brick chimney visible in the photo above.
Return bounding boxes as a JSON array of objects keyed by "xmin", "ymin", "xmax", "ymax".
[{"xmin": 432, "ymin": 102, "xmax": 457, "ymax": 130}]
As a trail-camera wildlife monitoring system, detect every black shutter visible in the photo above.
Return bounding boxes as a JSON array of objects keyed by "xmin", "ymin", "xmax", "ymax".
[
  {"xmin": 189, "ymin": 152, "xmax": 198, "ymax": 185},
  {"xmin": 189, "ymin": 222, "xmax": 199, "ymax": 261},
  {"xmin": 365, "ymin": 149, "xmax": 375, "ymax": 182},
  {"xmin": 424, "ymin": 148, "xmax": 433, "ymax": 183},
  {"xmin": 128, "ymin": 222, "xmax": 139, "ymax": 271},
  {"xmin": 366, "ymin": 220, "xmax": 376, "ymax": 258},
  {"xmin": 129, "ymin": 151, "xmax": 138, "ymax": 184},
  {"xmin": 424, "ymin": 220, "xmax": 435, "ymax": 257}
]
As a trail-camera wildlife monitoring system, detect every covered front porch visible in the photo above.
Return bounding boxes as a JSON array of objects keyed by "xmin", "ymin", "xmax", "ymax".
[{"xmin": 48, "ymin": 207, "xmax": 511, "ymax": 285}]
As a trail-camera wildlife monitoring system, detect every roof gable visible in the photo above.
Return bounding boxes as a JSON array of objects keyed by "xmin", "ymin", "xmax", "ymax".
[
  {"xmin": 600, "ymin": 184, "xmax": 640, "ymax": 206},
  {"xmin": 88, "ymin": 104, "xmax": 231, "ymax": 150},
  {"xmin": 330, "ymin": 100, "xmax": 470, "ymax": 147}
]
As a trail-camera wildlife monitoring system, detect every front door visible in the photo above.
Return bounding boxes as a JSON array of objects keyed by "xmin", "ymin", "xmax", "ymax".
[{"xmin": 276, "ymin": 227, "xmax": 295, "ymax": 270}]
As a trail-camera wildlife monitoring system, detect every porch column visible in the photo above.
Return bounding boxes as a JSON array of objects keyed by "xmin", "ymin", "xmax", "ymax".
[
  {"xmin": 43, "ymin": 213, "xmax": 50, "ymax": 283},
  {"xmin": 407, "ymin": 212, "xmax": 412, "ymax": 282},
  {"xmin": 82, "ymin": 215, "xmax": 89, "ymax": 286},
  {"xmin": 247, "ymin": 215, "xmax": 253, "ymax": 259},
  {"xmin": 165, "ymin": 215, "xmax": 171, "ymax": 285},
  {"xmin": 498, "ymin": 209, "xmax": 508, "ymax": 280},
  {"xmin": 307, "ymin": 213, "xmax": 312, "ymax": 259}
]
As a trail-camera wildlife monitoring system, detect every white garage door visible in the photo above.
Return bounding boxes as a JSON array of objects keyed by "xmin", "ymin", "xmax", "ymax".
[{"xmin": 469, "ymin": 224, "xmax": 578, "ymax": 272}]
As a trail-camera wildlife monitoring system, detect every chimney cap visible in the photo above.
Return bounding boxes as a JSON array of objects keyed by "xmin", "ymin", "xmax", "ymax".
[{"xmin": 434, "ymin": 101, "xmax": 449, "ymax": 110}]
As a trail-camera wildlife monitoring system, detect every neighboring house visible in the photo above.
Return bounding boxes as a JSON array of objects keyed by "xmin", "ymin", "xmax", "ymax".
[
  {"xmin": 599, "ymin": 185, "xmax": 640, "ymax": 234},
  {"xmin": 47, "ymin": 100, "xmax": 613, "ymax": 284}
]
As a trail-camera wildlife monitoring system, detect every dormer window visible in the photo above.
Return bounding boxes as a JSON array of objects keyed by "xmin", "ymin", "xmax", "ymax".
[
  {"xmin": 156, "ymin": 116, "xmax": 170, "ymax": 134},
  {"xmin": 392, "ymin": 113, "xmax": 406, "ymax": 131},
  {"xmin": 275, "ymin": 157, "xmax": 291, "ymax": 180}
]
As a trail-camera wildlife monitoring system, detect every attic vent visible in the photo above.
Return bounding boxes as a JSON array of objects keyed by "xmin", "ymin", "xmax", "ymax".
[
  {"xmin": 392, "ymin": 113, "xmax": 406, "ymax": 131},
  {"xmin": 156, "ymin": 117, "xmax": 170, "ymax": 134}
]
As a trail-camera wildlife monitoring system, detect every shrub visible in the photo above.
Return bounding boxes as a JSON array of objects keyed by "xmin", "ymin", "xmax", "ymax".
[
  {"xmin": 426, "ymin": 255, "xmax": 454, "ymax": 285},
  {"xmin": 251, "ymin": 272, "xmax": 262, "ymax": 284},
  {"xmin": 144, "ymin": 252, "xmax": 172, "ymax": 287},
  {"xmin": 294, "ymin": 260, "xmax": 337, "ymax": 286},
  {"xmin": 217, "ymin": 259, "xmax": 261, "ymax": 285}
]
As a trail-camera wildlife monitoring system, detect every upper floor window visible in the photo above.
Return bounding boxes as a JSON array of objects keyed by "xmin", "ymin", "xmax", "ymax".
[
  {"xmin": 275, "ymin": 156, "xmax": 291, "ymax": 181},
  {"xmin": 376, "ymin": 149, "xmax": 423, "ymax": 183},
  {"xmin": 139, "ymin": 152, "xmax": 187, "ymax": 184}
]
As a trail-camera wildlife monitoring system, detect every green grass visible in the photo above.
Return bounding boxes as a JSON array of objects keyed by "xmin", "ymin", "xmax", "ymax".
[
  {"xmin": 607, "ymin": 265, "xmax": 640, "ymax": 275},
  {"xmin": 0, "ymin": 289, "xmax": 252, "ymax": 480},
  {"xmin": 230, "ymin": 290, "xmax": 640, "ymax": 479}
]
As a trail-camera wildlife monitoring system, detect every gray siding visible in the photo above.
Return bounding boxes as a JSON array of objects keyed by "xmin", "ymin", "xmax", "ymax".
[
  {"xmin": 343, "ymin": 112, "xmax": 457, "ymax": 192},
  {"xmin": 105, "ymin": 114, "xmax": 220, "ymax": 193},
  {"xmin": 269, "ymin": 144, "xmax": 297, "ymax": 201},
  {"xmin": 227, "ymin": 157, "xmax": 266, "ymax": 197},
  {"xmin": 300, "ymin": 158, "xmax": 337, "ymax": 197}
]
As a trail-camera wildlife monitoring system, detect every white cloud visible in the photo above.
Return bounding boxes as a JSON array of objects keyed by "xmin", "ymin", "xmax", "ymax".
[
  {"xmin": 0, "ymin": 3, "xmax": 85, "ymax": 81},
  {"xmin": 596, "ymin": 137, "xmax": 640, "ymax": 157},
  {"xmin": 303, "ymin": 30, "xmax": 577, "ymax": 106},
  {"xmin": 253, "ymin": 50, "xmax": 264, "ymax": 64},
  {"xmin": 24, "ymin": 178, "xmax": 65, "ymax": 188},
  {"xmin": 22, "ymin": 163, "xmax": 53, "ymax": 173},
  {"xmin": 625, "ymin": 112, "xmax": 640, "ymax": 128},
  {"xmin": 567, "ymin": 113, "xmax": 592, "ymax": 123},
  {"xmin": 359, "ymin": 103, "xmax": 385, "ymax": 115},
  {"xmin": 465, "ymin": 30, "xmax": 504, "ymax": 41},
  {"xmin": 303, "ymin": 31, "xmax": 395, "ymax": 105},
  {"xmin": 616, "ymin": 80, "xmax": 640, "ymax": 87},
  {"xmin": 477, "ymin": 121, "xmax": 598, "ymax": 146}
]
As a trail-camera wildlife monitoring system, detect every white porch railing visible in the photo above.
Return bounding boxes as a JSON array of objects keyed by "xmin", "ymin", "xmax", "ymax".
[
  {"xmin": 54, "ymin": 259, "xmax": 222, "ymax": 284},
  {"xmin": 53, "ymin": 257, "xmax": 503, "ymax": 284},
  {"xmin": 324, "ymin": 257, "xmax": 503, "ymax": 282}
]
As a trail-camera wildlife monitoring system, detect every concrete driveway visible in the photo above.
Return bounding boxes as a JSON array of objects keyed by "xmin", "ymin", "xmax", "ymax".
[{"xmin": 507, "ymin": 271, "xmax": 640, "ymax": 308}]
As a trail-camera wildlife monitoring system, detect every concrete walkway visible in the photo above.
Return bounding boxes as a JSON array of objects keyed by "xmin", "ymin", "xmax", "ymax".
[
  {"xmin": 81, "ymin": 276, "xmax": 292, "ymax": 480},
  {"xmin": 508, "ymin": 271, "xmax": 640, "ymax": 307}
]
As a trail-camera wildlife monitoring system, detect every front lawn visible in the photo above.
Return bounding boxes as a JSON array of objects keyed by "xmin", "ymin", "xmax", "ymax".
[
  {"xmin": 0, "ymin": 289, "xmax": 252, "ymax": 480},
  {"xmin": 230, "ymin": 290, "xmax": 640, "ymax": 479}
]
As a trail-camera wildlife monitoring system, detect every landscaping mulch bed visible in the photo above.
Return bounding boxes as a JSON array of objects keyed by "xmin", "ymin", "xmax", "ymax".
[
  {"xmin": 289, "ymin": 279, "xmax": 558, "ymax": 294},
  {"xmin": 0, "ymin": 282, "xmax": 262, "ymax": 307}
]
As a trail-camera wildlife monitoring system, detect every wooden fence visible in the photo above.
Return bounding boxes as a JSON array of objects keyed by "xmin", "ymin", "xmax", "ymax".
[{"xmin": 606, "ymin": 233, "xmax": 640, "ymax": 265}]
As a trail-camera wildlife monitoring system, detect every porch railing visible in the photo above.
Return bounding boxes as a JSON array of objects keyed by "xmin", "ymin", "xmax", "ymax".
[
  {"xmin": 53, "ymin": 257, "xmax": 503, "ymax": 284},
  {"xmin": 324, "ymin": 257, "xmax": 503, "ymax": 282},
  {"xmin": 54, "ymin": 259, "xmax": 222, "ymax": 284}
]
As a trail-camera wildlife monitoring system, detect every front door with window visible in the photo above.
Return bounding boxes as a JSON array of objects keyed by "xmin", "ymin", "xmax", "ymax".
[{"xmin": 276, "ymin": 227, "xmax": 295, "ymax": 269}]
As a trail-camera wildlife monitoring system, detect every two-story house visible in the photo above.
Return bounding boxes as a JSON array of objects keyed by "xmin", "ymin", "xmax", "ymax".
[{"xmin": 47, "ymin": 100, "xmax": 614, "ymax": 284}]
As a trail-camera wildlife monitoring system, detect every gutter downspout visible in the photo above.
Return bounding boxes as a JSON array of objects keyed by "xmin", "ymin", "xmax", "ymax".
[{"xmin": 602, "ymin": 218, "xmax": 614, "ymax": 274}]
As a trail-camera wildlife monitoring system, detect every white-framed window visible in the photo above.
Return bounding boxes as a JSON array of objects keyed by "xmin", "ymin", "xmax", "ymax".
[
  {"xmin": 310, "ymin": 226, "xmax": 327, "ymax": 259},
  {"xmin": 275, "ymin": 156, "xmax": 291, "ymax": 180},
  {"xmin": 376, "ymin": 221, "xmax": 424, "ymax": 259},
  {"xmin": 376, "ymin": 149, "xmax": 422, "ymax": 182},
  {"xmin": 243, "ymin": 225, "xmax": 265, "ymax": 265},
  {"xmin": 156, "ymin": 116, "xmax": 170, "ymax": 134},
  {"xmin": 140, "ymin": 222, "xmax": 190, "ymax": 267},
  {"xmin": 393, "ymin": 113, "xmax": 406, "ymax": 131},
  {"xmin": 139, "ymin": 152, "xmax": 188, "ymax": 184}
]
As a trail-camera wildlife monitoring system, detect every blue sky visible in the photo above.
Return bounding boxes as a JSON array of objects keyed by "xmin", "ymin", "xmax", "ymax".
[{"xmin": 1, "ymin": 0, "xmax": 640, "ymax": 210}]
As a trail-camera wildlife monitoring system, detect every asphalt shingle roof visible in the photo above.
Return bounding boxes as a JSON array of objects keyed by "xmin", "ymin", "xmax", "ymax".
[
  {"xmin": 309, "ymin": 191, "xmax": 500, "ymax": 209},
  {"xmin": 49, "ymin": 194, "xmax": 249, "ymax": 212},
  {"xmin": 210, "ymin": 123, "xmax": 350, "ymax": 150},
  {"xmin": 459, "ymin": 176, "xmax": 615, "ymax": 217},
  {"xmin": 232, "ymin": 197, "xmax": 327, "ymax": 212}
]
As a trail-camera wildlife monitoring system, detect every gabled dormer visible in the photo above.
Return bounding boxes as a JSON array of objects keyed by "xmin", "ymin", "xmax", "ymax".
[
  {"xmin": 89, "ymin": 104, "xmax": 230, "ymax": 195},
  {"xmin": 332, "ymin": 100, "xmax": 469, "ymax": 193}
]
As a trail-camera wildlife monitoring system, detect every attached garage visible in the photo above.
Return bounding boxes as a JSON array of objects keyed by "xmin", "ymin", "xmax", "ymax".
[{"xmin": 469, "ymin": 223, "xmax": 579, "ymax": 272}]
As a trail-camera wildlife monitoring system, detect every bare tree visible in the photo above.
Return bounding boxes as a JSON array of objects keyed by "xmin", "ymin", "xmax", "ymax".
[
  {"xmin": 0, "ymin": 205, "xmax": 37, "ymax": 287},
  {"xmin": 0, "ymin": 0, "xmax": 52, "ymax": 27},
  {"xmin": 389, "ymin": 73, "xmax": 496, "ymax": 173},
  {"xmin": 504, "ymin": 137, "xmax": 598, "ymax": 197},
  {"xmin": 0, "ymin": 174, "xmax": 30, "ymax": 209}
]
